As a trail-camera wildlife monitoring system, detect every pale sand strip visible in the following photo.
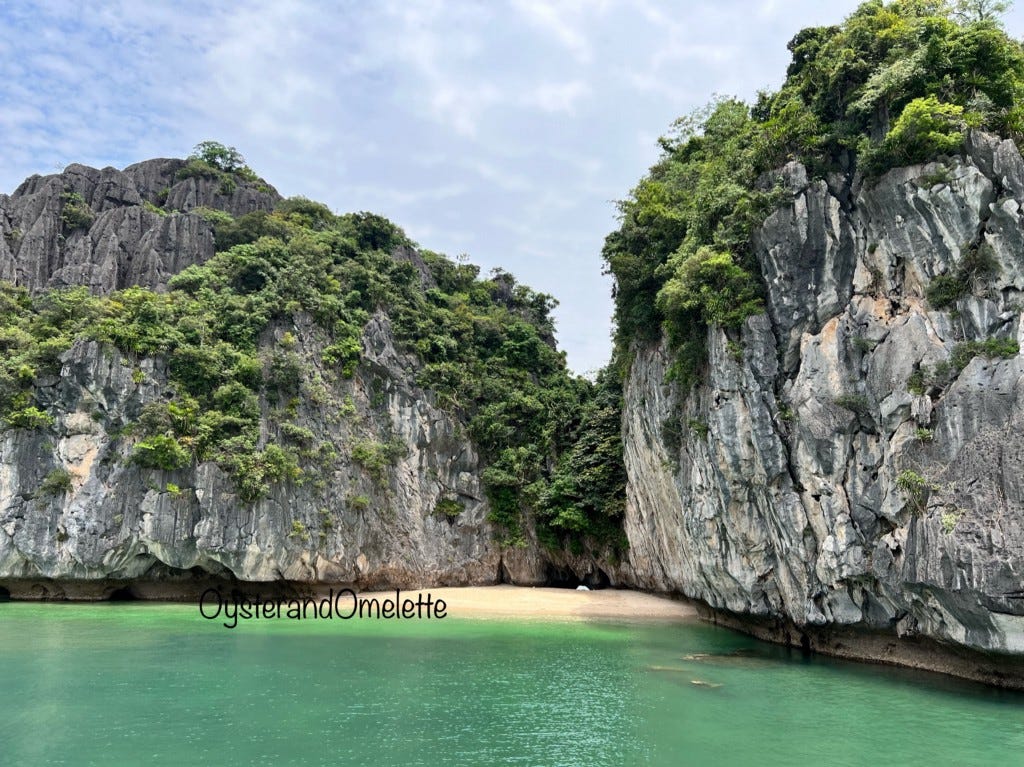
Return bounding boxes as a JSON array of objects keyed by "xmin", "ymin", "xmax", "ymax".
[{"xmin": 353, "ymin": 585, "xmax": 697, "ymax": 621}]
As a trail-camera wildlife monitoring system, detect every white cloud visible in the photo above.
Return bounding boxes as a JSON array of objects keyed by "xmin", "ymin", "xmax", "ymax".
[
  {"xmin": 459, "ymin": 159, "xmax": 534, "ymax": 193},
  {"xmin": 340, "ymin": 183, "xmax": 470, "ymax": 209},
  {"xmin": 523, "ymin": 81, "xmax": 591, "ymax": 114},
  {"xmin": 510, "ymin": 0, "xmax": 608, "ymax": 64}
]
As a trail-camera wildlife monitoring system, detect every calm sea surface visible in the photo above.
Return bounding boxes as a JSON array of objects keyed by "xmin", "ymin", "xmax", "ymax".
[{"xmin": 1, "ymin": 602, "xmax": 1022, "ymax": 766}]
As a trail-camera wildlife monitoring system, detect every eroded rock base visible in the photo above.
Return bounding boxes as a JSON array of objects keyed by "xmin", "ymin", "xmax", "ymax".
[{"xmin": 698, "ymin": 603, "xmax": 1024, "ymax": 691}]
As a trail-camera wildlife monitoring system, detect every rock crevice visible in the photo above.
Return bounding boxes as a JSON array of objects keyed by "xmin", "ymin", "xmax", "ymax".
[{"xmin": 617, "ymin": 132, "xmax": 1024, "ymax": 677}]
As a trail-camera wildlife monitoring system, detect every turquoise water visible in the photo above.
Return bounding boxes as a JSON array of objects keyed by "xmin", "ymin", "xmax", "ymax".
[{"xmin": 1, "ymin": 603, "xmax": 1022, "ymax": 766}]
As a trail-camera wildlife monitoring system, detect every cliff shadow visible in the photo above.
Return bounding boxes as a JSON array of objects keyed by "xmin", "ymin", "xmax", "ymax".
[{"xmin": 542, "ymin": 563, "xmax": 612, "ymax": 590}]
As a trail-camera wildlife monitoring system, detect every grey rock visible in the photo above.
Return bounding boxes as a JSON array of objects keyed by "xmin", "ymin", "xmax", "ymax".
[
  {"xmin": 0, "ymin": 320, "xmax": 506, "ymax": 589},
  {"xmin": 755, "ymin": 178, "xmax": 857, "ymax": 372},
  {"xmin": 0, "ymin": 158, "xmax": 562, "ymax": 596},
  {"xmin": 0, "ymin": 159, "xmax": 280, "ymax": 294},
  {"xmin": 618, "ymin": 131, "xmax": 1024, "ymax": 659}
]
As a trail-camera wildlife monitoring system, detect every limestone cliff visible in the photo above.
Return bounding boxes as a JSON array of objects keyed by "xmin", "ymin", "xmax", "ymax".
[
  {"xmin": 0, "ymin": 325, "xmax": 502, "ymax": 598},
  {"xmin": 616, "ymin": 131, "xmax": 1024, "ymax": 684},
  {"xmin": 0, "ymin": 158, "xmax": 569, "ymax": 599},
  {"xmin": 4, "ymin": 134, "xmax": 1023, "ymax": 684},
  {"xmin": 0, "ymin": 159, "xmax": 280, "ymax": 293}
]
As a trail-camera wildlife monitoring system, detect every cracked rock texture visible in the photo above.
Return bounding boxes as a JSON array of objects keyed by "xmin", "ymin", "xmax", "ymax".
[
  {"xmin": 0, "ymin": 322, "xmax": 508, "ymax": 595},
  {"xmin": 4, "ymin": 137, "xmax": 1023, "ymax": 683},
  {"xmin": 0, "ymin": 160, "xmax": 557, "ymax": 598},
  {"xmin": 618, "ymin": 131, "xmax": 1024, "ymax": 662},
  {"xmin": 0, "ymin": 159, "xmax": 280, "ymax": 294}
]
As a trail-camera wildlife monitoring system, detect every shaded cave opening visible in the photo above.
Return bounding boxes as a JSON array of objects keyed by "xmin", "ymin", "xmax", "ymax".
[
  {"xmin": 543, "ymin": 564, "xmax": 611, "ymax": 590},
  {"xmin": 107, "ymin": 586, "xmax": 138, "ymax": 601},
  {"xmin": 498, "ymin": 560, "xmax": 609, "ymax": 589},
  {"xmin": 0, "ymin": 585, "xmax": 10, "ymax": 602}
]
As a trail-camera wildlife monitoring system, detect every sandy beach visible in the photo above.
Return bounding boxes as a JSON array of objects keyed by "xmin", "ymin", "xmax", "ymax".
[{"xmin": 353, "ymin": 585, "xmax": 697, "ymax": 621}]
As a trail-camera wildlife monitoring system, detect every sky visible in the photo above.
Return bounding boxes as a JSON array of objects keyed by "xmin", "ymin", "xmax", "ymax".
[{"xmin": 2, "ymin": 1, "xmax": 1023, "ymax": 374}]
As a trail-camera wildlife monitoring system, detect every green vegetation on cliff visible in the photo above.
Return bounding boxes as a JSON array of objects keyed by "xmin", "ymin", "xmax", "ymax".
[
  {"xmin": 177, "ymin": 140, "xmax": 268, "ymax": 194},
  {"xmin": 0, "ymin": 153, "xmax": 625, "ymax": 552},
  {"xmin": 604, "ymin": 0, "xmax": 1024, "ymax": 380}
]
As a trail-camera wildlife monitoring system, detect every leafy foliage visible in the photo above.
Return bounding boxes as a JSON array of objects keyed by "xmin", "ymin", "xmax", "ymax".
[
  {"xmin": 0, "ymin": 284, "xmax": 99, "ymax": 429},
  {"xmin": 876, "ymin": 96, "xmax": 971, "ymax": 167},
  {"xmin": 908, "ymin": 359, "xmax": 956, "ymax": 394},
  {"xmin": 178, "ymin": 141, "xmax": 263, "ymax": 189},
  {"xmin": 604, "ymin": 1, "xmax": 1024, "ymax": 380},
  {"xmin": 38, "ymin": 468, "xmax": 72, "ymax": 497},
  {"xmin": 907, "ymin": 367, "xmax": 927, "ymax": 394},
  {"xmin": 926, "ymin": 242, "xmax": 999, "ymax": 307},
  {"xmin": 288, "ymin": 519, "xmax": 310, "ymax": 542},
  {"xmin": 189, "ymin": 141, "xmax": 248, "ymax": 173},
  {"xmin": 950, "ymin": 337, "xmax": 1019, "ymax": 369},
  {"xmin": 1, "ymin": 183, "xmax": 622, "ymax": 549},
  {"xmin": 535, "ymin": 371, "xmax": 627, "ymax": 551},
  {"xmin": 60, "ymin": 191, "xmax": 93, "ymax": 231},
  {"xmin": 3, "ymin": 405, "xmax": 55, "ymax": 429},
  {"xmin": 925, "ymin": 275, "xmax": 966, "ymax": 308},
  {"xmin": 953, "ymin": 1, "xmax": 1011, "ymax": 23},
  {"xmin": 351, "ymin": 438, "xmax": 407, "ymax": 486},
  {"xmin": 834, "ymin": 393, "xmax": 872, "ymax": 416},
  {"xmin": 897, "ymin": 468, "xmax": 932, "ymax": 513},
  {"xmin": 941, "ymin": 508, "xmax": 963, "ymax": 532},
  {"xmin": 131, "ymin": 435, "xmax": 190, "ymax": 471},
  {"xmin": 656, "ymin": 247, "xmax": 764, "ymax": 383},
  {"xmin": 774, "ymin": 0, "xmax": 1024, "ymax": 162},
  {"xmin": 434, "ymin": 497, "xmax": 464, "ymax": 518},
  {"xmin": 603, "ymin": 98, "xmax": 772, "ymax": 381}
]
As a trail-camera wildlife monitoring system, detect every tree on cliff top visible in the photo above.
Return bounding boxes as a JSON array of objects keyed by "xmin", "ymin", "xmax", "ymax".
[
  {"xmin": 189, "ymin": 141, "xmax": 247, "ymax": 173},
  {"xmin": 952, "ymin": 0, "xmax": 1013, "ymax": 22},
  {"xmin": 770, "ymin": 0, "xmax": 1024, "ymax": 161},
  {"xmin": 603, "ymin": 0, "xmax": 1024, "ymax": 381}
]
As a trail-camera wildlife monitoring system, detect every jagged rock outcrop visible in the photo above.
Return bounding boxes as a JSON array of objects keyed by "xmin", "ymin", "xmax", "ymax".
[
  {"xmin": 0, "ymin": 158, "xmax": 562, "ymax": 598},
  {"xmin": 0, "ymin": 315, "xmax": 516, "ymax": 598},
  {"xmin": 617, "ymin": 131, "xmax": 1024, "ymax": 682},
  {"xmin": 0, "ymin": 159, "xmax": 280, "ymax": 294},
  {"xmin": 4, "ymin": 136, "xmax": 1021, "ymax": 684}
]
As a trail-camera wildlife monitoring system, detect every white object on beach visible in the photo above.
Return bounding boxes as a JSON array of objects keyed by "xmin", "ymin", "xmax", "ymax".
[{"xmin": 576, "ymin": 585, "xmax": 590, "ymax": 591}]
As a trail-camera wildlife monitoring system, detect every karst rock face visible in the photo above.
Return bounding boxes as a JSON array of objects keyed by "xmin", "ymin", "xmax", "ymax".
[
  {"xmin": 0, "ymin": 160, "xmax": 562, "ymax": 600},
  {"xmin": 616, "ymin": 131, "xmax": 1024, "ymax": 677},
  {"xmin": 3, "ymin": 137, "xmax": 1023, "ymax": 683},
  {"xmin": 0, "ymin": 159, "xmax": 281, "ymax": 294}
]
